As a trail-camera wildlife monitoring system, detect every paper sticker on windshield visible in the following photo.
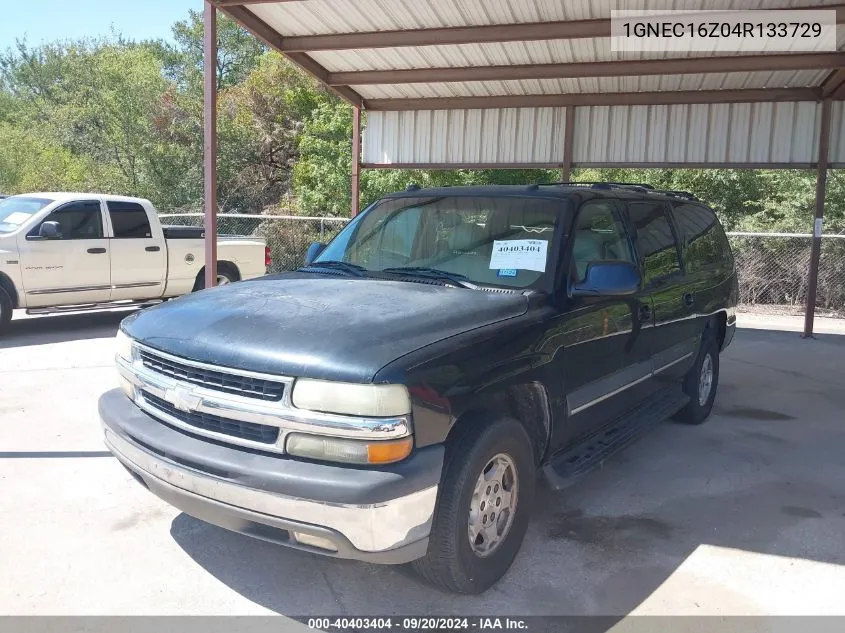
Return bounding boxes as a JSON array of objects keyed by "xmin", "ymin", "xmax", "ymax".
[
  {"xmin": 2, "ymin": 212, "xmax": 31, "ymax": 225},
  {"xmin": 497, "ymin": 269, "xmax": 518, "ymax": 278},
  {"xmin": 489, "ymin": 239, "xmax": 548, "ymax": 272}
]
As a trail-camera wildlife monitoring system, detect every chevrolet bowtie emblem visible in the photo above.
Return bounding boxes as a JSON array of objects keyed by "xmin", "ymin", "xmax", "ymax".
[{"xmin": 163, "ymin": 386, "xmax": 202, "ymax": 413}]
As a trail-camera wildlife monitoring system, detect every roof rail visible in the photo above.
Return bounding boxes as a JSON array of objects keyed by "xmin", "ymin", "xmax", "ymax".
[{"xmin": 542, "ymin": 181, "xmax": 698, "ymax": 201}]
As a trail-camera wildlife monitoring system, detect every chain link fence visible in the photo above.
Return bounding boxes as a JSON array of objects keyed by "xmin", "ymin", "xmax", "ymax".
[
  {"xmin": 160, "ymin": 214, "xmax": 845, "ymax": 316},
  {"xmin": 159, "ymin": 213, "xmax": 349, "ymax": 273},
  {"xmin": 726, "ymin": 233, "xmax": 845, "ymax": 316}
]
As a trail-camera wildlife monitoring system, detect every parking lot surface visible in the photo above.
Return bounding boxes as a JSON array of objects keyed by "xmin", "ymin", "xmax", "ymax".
[{"xmin": 2, "ymin": 310, "xmax": 845, "ymax": 617}]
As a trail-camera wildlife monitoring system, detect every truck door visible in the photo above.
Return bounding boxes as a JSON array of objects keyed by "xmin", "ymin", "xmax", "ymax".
[
  {"xmin": 106, "ymin": 200, "xmax": 166, "ymax": 301},
  {"xmin": 551, "ymin": 198, "xmax": 654, "ymax": 449},
  {"xmin": 627, "ymin": 200, "xmax": 697, "ymax": 380},
  {"xmin": 17, "ymin": 199, "xmax": 111, "ymax": 307}
]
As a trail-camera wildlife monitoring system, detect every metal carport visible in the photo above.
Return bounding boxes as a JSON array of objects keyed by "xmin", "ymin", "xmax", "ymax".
[{"xmin": 201, "ymin": 0, "xmax": 845, "ymax": 337}]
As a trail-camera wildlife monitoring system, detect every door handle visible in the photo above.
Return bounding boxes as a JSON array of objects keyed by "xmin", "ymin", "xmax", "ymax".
[
  {"xmin": 638, "ymin": 304, "xmax": 652, "ymax": 321},
  {"xmin": 145, "ymin": 246, "xmax": 161, "ymax": 252},
  {"xmin": 683, "ymin": 292, "xmax": 695, "ymax": 307},
  {"xmin": 87, "ymin": 247, "xmax": 107, "ymax": 254}
]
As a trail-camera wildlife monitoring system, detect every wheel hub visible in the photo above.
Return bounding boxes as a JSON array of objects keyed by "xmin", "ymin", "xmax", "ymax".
[{"xmin": 468, "ymin": 453, "xmax": 518, "ymax": 556}]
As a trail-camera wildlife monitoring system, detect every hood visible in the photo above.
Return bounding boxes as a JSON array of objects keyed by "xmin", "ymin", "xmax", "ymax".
[{"xmin": 122, "ymin": 275, "xmax": 529, "ymax": 382}]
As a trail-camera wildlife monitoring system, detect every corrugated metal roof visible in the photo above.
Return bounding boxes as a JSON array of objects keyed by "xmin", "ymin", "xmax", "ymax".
[{"xmin": 251, "ymin": 0, "xmax": 844, "ymax": 36}]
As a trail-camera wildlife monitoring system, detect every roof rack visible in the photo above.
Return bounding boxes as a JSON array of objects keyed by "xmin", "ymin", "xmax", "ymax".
[{"xmin": 541, "ymin": 181, "xmax": 698, "ymax": 201}]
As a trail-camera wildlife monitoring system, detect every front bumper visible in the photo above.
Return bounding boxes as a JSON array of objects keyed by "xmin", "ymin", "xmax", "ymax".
[{"xmin": 100, "ymin": 389, "xmax": 443, "ymax": 564}]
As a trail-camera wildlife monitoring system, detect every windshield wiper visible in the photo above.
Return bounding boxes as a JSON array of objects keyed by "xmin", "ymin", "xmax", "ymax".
[
  {"xmin": 381, "ymin": 267, "xmax": 477, "ymax": 289},
  {"xmin": 298, "ymin": 260, "xmax": 368, "ymax": 278}
]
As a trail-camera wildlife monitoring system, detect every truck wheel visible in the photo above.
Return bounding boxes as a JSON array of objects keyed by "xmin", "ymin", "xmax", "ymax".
[
  {"xmin": 413, "ymin": 415, "xmax": 535, "ymax": 594},
  {"xmin": 673, "ymin": 332, "xmax": 720, "ymax": 425},
  {"xmin": 0, "ymin": 286, "xmax": 12, "ymax": 332},
  {"xmin": 193, "ymin": 264, "xmax": 239, "ymax": 291}
]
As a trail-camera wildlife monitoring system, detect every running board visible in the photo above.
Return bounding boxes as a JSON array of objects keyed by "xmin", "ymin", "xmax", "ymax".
[
  {"xmin": 542, "ymin": 389, "xmax": 690, "ymax": 491},
  {"xmin": 26, "ymin": 300, "xmax": 162, "ymax": 316}
]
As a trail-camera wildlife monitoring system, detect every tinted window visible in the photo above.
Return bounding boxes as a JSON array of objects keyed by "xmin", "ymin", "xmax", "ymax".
[
  {"xmin": 570, "ymin": 200, "xmax": 634, "ymax": 282},
  {"xmin": 627, "ymin": 202, "xmax": 681, "ymax": 285},
  {"xmin": 672, "ymin": 203, "xmax": 733, "ymax": 273},
  {"xmin": 318, "ymin": 196, "xmax": 564, "ymax": 289},
  {"xmin": 107, "ymin": 201, "xmax": 152, "ymax": 238},
  {"xmin": 0, "ymin": 196, "xmax": 53, "ymax": 234},
  {"xmin": 30, "ymin": 200, "xmax": 103, "ymax": 240}
]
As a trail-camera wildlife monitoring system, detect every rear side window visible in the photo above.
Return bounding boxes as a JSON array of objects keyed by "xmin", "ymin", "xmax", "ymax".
[
  {"xmin": 627, "ymin": 202, "xmax": 681, "ymax": 285},
  {"xmin": 672, "ymin": 203, "xmax": 733, "ymax": 273},
  {"xmin": 29, "ymin": 200, "xmax": 103, "ymax": 240},
  {"xmin": 107, "ymin": 201, "xmax": 152, "ymax": 238}
]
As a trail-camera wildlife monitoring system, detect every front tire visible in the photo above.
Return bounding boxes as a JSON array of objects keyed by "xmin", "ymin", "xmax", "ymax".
[
  {"xmin": 413, "ymin": 416, "xmax": 535, "ymax": 594},
  {"xmin": 0, "ymin": 286, "xmax": 12, "ymax": 333},
  {"xmin": 673, "ymin": 332, "xmax": 720, "ymax": 425}
]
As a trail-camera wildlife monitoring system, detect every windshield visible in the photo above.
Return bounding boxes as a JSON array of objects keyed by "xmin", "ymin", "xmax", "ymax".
[
  {"xmin": 315, "ymin": 196, "xmax": 566, "ymax": 289},
  {"xmin": 0, "ymin": 196, "xmax": 53, "ymax": 234}
]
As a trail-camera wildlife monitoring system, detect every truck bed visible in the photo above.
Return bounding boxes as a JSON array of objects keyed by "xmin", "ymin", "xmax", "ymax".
[{"xmin": 162, "ymin": 225, "xmax": 204, "ymax": 240}]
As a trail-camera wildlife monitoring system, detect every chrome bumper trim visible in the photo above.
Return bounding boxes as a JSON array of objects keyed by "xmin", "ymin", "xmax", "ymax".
[{"xmin": 105, "ymin": 428, "xmax": 437, "ymax": 553}]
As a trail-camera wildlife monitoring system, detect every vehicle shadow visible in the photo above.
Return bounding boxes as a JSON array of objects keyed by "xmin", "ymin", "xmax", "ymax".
[
  {"xmin": 0, "ymin": 309, "xmax": 135, "ymax": 349},
  {"xmin": 168, "ymin": 329, "xmax": 845, "ymax": 616}
]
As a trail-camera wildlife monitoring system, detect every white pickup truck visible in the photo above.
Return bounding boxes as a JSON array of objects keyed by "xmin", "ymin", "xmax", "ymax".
[{"xmin": 0, "ymin": 192, "xmax": 268, "ymax": 330}]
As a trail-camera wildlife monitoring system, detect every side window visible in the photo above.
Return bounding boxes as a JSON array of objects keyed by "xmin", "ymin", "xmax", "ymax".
[
  {"xmin": 570, "ymin": 200, "xmax": 634, "ymax": 282},
  {"xmin": 107, "ymin": 201, "xmax": 152, "ymax": 238},
  {"xmin": 672, "ymin": 203, "xmax": 733, "ymax": 273},
  {"xmin": 627, "ymin": 202, "xmax": 681, "ymax": 285},
  {"xmin": 30, "ymin": 200, "xmax": 103, "ymax": 240}
]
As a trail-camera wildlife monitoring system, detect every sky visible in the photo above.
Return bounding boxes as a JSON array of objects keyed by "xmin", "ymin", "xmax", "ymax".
[{"xmin": 0, "ymin": 0, "xmax": 200, "ymax": 50}]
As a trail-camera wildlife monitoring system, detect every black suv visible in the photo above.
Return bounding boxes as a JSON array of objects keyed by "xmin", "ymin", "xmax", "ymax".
[{"xmin": 100, "ymin": 183, "xmax": 737, "ymax": 594}]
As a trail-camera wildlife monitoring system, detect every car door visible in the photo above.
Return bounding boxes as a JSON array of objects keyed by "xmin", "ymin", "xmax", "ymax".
[
  {"xmin": 105, "ymin": 200, "xmax": 166, "ymax": 301},
  {"xmin": 626, "ymin": 200, "xmax": 697, "ymax": 381},
  {"xmin": 17, "ymin": 199, "xmax": 111, "ymax": 307},
  {"xmin": 548, "ymin": 198, "xmax": 654, "ymax": 450}
]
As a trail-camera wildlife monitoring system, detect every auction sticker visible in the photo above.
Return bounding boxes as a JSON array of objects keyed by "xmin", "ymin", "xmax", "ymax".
[{"xmin": 489, "ymin": 239, "xmax": 548, "ymax": 272}]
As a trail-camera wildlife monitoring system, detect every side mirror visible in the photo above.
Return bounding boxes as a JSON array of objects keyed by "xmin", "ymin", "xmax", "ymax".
[
  {"xmin": 39, "ymin": 221, "xmax": 61, "ymax": 239},
  {"xmin": 304, "ymin": 242, "xmax": 326, "ymax": 265},
  {"xmin": 571, "ymin": 261, "xmax": 641, "ymax": 297}
]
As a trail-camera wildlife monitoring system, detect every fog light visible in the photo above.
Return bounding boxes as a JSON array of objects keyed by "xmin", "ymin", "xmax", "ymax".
[
  {"xmin": 285, "ymin": 433, "xmax": 413, "ymax": 465},
  {"xmin": 292, "ymin": 532, "xmax": 338, "ymax": 552},
  {"xmin": 119, "ymin": 375, "xmax": 136, "ymax": 400}
]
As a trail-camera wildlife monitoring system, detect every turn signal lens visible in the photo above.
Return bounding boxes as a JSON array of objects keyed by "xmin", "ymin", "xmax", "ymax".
[
  {"xmin": 367, "ymin": 437, "xmax": 413, "ymax": 464},
  {"xmin": 286, "ymin": 433, "xmax": 413, "ymax": 465}
]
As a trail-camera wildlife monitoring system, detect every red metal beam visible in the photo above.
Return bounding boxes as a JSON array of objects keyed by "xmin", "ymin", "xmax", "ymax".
[
  {"xmin": 328, "ymin": 52, "xmax": 845, "ymax": 86},
  {"xmin": 280, "ymin": 4, "xmax": 845, "ymax": 52},
  {"xmin": 560, "ymin": 106, "xmax": 575, "ymax": 182},
  {"xmin": 203, "ymin": 1, "xmax": 218, "ymax": 289},
  {"xmin": 221, "ymin": 5, "xmax": 364, "ymax": 108},
  {"xmin": 214, "ymin": 0, "xmax": 302, "ymax": 6},
  {"xmin": 821, "ymin": 68, "xmax": 845, "ymax": 97},
  {"xmin": 803, "ymin": 98, "xmax": 832, "ymax": 339},
  {"xmin": 365, "ymin": 87, "xmax": 821, "ymax": 111},
  {"xmin": 351, "ymin": 106, "xmax": 361, "ymax": 216}
]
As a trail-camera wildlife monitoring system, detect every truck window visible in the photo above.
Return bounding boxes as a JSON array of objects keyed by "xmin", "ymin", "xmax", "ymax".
[
  {"xmin": 672, "ymin": 203, "xmax": 734, "ymax": 273},
  {"xmin": 627, "ymin": 202, "xmax": 681, "ymax": 285},
  {"xmin": 30, "ymin": 200, "xmax": 103, "ymax": 240},
  {"xmin": 107, "ymin": 201, "xmax": 152, "ymax": 239},
  {"xmin": 570, "ymin": 200, "xmax": 634, "ymax": 282}
]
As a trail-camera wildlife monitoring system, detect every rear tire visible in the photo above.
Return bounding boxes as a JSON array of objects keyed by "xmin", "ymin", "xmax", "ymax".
[
  {"xmin": 193, "ymin": 264, "xmax": 239, "ymax": 291},
  {"xmin": 673, "ymin": 332, "xmax": 720, "ymax": 425},
  {"xmin": 413, "ymin": 415, "xmax": 535, "ymax": 594},
  {"xmin": 0, "ymin": 286, "xmax": 12, "ymax": 333}
]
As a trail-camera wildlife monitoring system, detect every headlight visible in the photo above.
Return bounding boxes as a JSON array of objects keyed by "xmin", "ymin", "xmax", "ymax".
[
  {"xmin": 291, "ymin": 379, "xmax": 411, "ymax": 417},
  {"xmin": 286, "ymin": 433, "xmax": 413, "ymax": 465},
  {"xmin": 115, "ymin": 329, "xmax": 134, "ymax": 363}
]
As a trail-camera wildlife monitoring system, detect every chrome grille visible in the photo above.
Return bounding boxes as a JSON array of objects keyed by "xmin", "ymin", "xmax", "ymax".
[
  {"xmin": 141, "ymin": 390, "xmax": 280, "ymax": 444},
  {"xmin": 139, "ymin": 349, "xmax": 285, "ymax": 401}
]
